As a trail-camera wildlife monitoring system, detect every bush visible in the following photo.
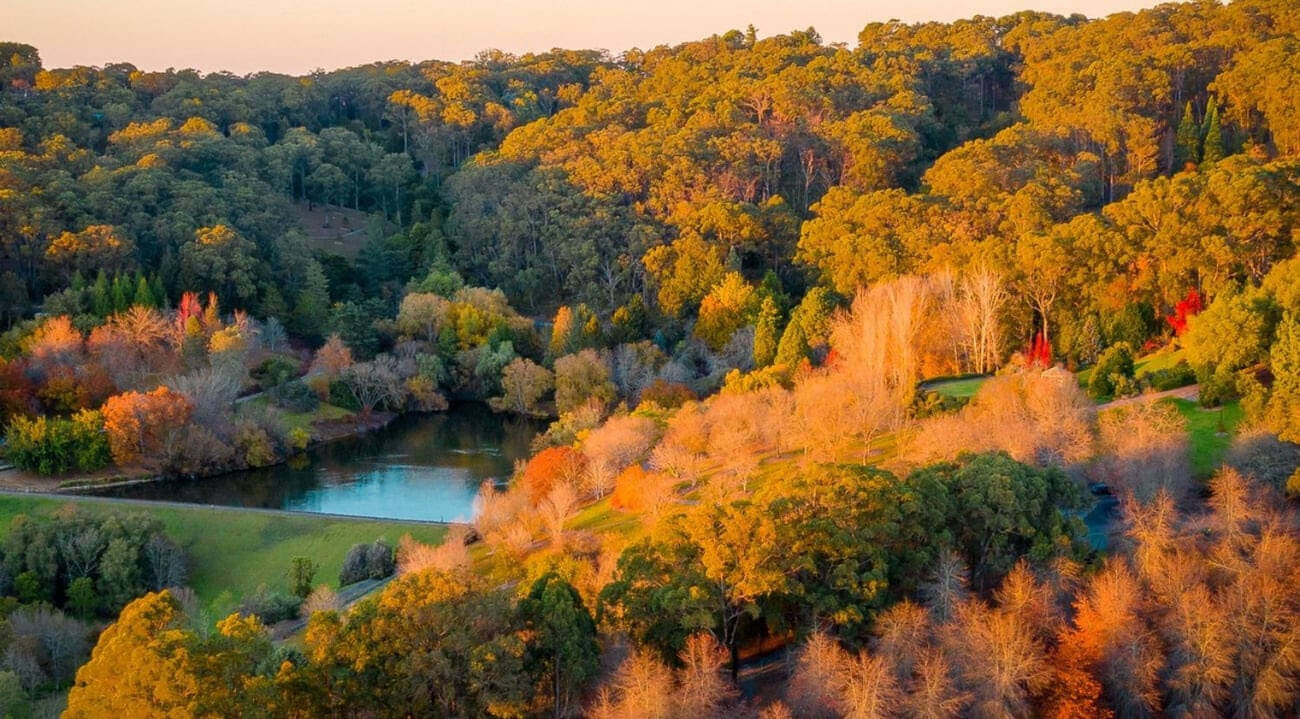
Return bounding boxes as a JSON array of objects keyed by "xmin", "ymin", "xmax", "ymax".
[
  {"xmin": 251, "ymin": 357, "xmax": 298, "ymax": 390},
  {"xmin": 1198, "ymin": 368, "xmax": 1239, "ymax": 408},
  {"xmin": 366, "ymin": 540, "xmax": 396, "ymax": 579},
  {"xmin": 4, "ymin": 409, "xmax": 110, "ymax": 475},
  {"xmin": 1088, "ymin": 343, "xmax": 1136, "ymax": 399},
  {"xmin": 328, "ymin": 379, "xmax": 361, "ymax": 411},
  {"xmin": 1142, "ymin": 361, "xmax": 1197, "ymax": 391},
  {"xmin": 235, "ymin": 424, "xmax": 277, "ymax": 468},
  {"xmin": 911, "ymin": 391, "xmax": 970, "ymax": 419},
  {"xmin": 269, "ymin": 379, "xmax": 320, "ymax": 413},
  {"xmin": 1287, "ymin": 468, "xmax": 1300, "ymax": 499},
  {"xmin": 638, "ymin": 379, "xmax": 696, "ymax": 410},
  {"xmin": 238, "ymin": 585, "xmax": 302, "ymax": 624},
  {"xmin": 339, "ymin": 539, "xmax": 396, "ymax": 586}
]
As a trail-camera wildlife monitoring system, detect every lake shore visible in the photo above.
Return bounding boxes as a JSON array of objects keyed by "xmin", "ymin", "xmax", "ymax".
[{"xmin": 0, "ymin": 409, "xmax": 400, "ymax": 494}]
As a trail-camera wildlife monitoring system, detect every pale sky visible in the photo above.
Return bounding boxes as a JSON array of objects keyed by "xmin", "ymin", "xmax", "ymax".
[{"xmin": 5, "ymin": 0, "xmax": 1165, "ymax": 76}]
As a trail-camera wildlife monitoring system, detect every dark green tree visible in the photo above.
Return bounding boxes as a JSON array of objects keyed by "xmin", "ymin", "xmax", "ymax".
[
  {"xmin": 519, "ymin": 573, "xmax": 600, "ymax": 718},
  {"xmin": 1174, "ymin": 101, "xmax": 1200, "ymax": 169}
]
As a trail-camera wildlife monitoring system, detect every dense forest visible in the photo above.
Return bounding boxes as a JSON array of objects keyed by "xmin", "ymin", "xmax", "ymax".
[{"xmin": 1, "ymin": 0, "xmax": 1300, "ymax": 716}]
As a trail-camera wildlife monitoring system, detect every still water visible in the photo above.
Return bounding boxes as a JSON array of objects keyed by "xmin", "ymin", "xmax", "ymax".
[{"xmin": 90, "ymin": 404, "xmax": 544, "ymax": 522}]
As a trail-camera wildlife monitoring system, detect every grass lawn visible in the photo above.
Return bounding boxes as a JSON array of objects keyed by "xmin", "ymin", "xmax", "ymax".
[
  {"xmin": 0, "ymin": 495, "xmax": 447, "ymax": 617},
  {"xmin": 924, "ymin": 375, "xmax": 988, "ymax": 399},
  {"xmin": 1170, "ymin": 398, "xmax": 1243, "ymax": 478},
  {"xmin": 239, "ymin": 396, "xmax": 354, "ymax": 433}
]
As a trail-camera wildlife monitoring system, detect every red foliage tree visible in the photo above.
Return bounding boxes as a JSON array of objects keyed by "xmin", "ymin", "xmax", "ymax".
[
  {"xmin": 1026, "ymin": 331, "xmax": 1053, "ymax": 368},
  {"xmin": 0, "ymin": 357, "xmax": 37, "ymax": 425},
  {"xmin": 1165, "ymin": 288, "xmax": 1204, "ymax": 336}
]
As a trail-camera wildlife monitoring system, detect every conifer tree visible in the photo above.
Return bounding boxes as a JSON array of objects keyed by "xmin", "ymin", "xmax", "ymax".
[
  {"xmin": 111, "ymin": 274, "xmax": 130, "ymax": 312},
  {"xmin": 1174, "ymin": 101, "xmax": 1200, "ymax": 169},
  {"xmin": 1202, "ymin": 96, "xmax": 1225, "ymax": 164},
  {"xmin": 133, "ymin": 275, "xmax": 154, "ymax": 308},
  {"xmin": 753, "ymin": 296, "xmax": 781, "ymax": 368},
  {"xmin": 90, "ymin": 271, "xmax": 110, "ymax": 317}
]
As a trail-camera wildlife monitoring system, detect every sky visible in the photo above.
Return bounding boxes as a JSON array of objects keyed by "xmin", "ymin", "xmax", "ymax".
[{"xmin": 5, "ymin": 0, "xmax": 1166, "ymax": 76}]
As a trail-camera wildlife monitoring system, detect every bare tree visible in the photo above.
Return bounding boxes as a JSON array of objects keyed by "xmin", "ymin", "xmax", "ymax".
[
  {"xmin": 958, "ymin": 265, "xmax": 1009, "ymax": 374},
  {"xmin": 673, "ymin": 633, "xmax": 735, "ymax": 718},
  {"xmin": 143, "ymin": 534, "xmax": 187, "ymax": 590},
  {"xmin": 342, "ymin": 354, "xmax": 407, "ymax": 415},
  {"xmin": 56, "ymin": 525, "xmax": 104, "ymax": 580}
]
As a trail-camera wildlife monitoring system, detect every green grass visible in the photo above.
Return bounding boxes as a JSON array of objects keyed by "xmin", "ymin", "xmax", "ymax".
[
  {"xmin": 924, "ymin": 375, "xmax": 988, "ymax": 399},
  {"xmin": 239, "ymin": 397, "xmax": 353, "ymax": 433},
  {"xmin": 1170, "ymin": 398, "xmax": 1243, "ymax": 478},
  {"xmin": 0, "ymin": 496, "xmax": 446, "ymax": 616}
]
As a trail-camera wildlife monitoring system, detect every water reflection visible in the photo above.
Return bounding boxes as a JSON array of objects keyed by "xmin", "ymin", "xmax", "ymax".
[{"xmin": 92, "ymin": 404, "xmax": 544, "ymax": 522}]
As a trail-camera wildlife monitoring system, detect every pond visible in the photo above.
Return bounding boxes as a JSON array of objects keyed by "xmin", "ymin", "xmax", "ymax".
[{"xmin": 89, "ymin": 404, "xmax": 546, "ymax": 522}]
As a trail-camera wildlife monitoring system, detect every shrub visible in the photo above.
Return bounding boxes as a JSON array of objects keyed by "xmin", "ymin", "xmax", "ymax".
[
  {"xmin": 1142, "ymin": 361, "xmax": 1197, "ymax": 391},
  {"xmin": 1197, "ymin": 368, "xmax": 1238, "ymax": 408},
  {"xmin": 328, "ymin": 379, "xmax": 361, "ymax": 411},
  {"xmin": 1287, "ymin": 468, "xmax": 1300, "ymax": 499},
  {"xmin": 1087, "ymin": 342, "xmax": 1135, "ymax": 399},
  {"xmin": 339, "ymin": 544, "xmax": 369, "ymax": 586},
  {"xmin": 4, "ymin": 409, "xmax": 110, "ymax": 475},
  {"xmin": 339, "ymin": 540, "xmax": 396, "ymax": 586},
  {"xmin": 305, "ymin": 375, "xmax": 331, "ymax": 402},
  {"xmin": 269, "ymin": 379, "xmax": 320, "ymax": 413},
  {"xmin": 911, "ymin": 391, "xmax": 969, "ymax": 419},
  {"xmin": 638, "ymin": 379, "xmax": 696, "ymax": 410},
  {"xmin": 251, "ymin": 357, "xmax": 298, "ymax": 390},
  {"xmin": 366, "ymin": 540, "xmax": 396, "ymax": 579},
  {"xmin": 238, "ymin": 585, "xmax": 302, "ymax": 624},
  {"xmin": 288, "ymin": 427, "xmax": 311, "ymax": 451},
  {"xmin": 235, "ymin": 424, "xmax": 277, "ymax": 468}
]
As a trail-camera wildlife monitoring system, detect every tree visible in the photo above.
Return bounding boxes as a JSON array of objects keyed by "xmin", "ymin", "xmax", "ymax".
[
  {"xmin": 179, "ymin": 225, "xmax": 261, "ymax": 306},
  {"xmin": 1174, "ymin": 102, "xmax": 1200, "ymax": 169},
  {"xmin": 341, "ymin": 355, "xmax": 406, "ymax": 415},
  {"xmin": 752, "ymin": 296, "xmax": 781, "ymax": 368},
  {"xmin": 396, "ymin": 292, "xmax": 451, "ymax": 344},
  {"xmin": 290, "ymin": 557, "xmax": 319, "ymax": 599},
  {"xmin": 694, "ymin": 272, "xmax": 758, "ymax": 352},
  {"xmin": 100, "ymin": 387, "xmax": 193, "ymax": 469},
  {"xmin": 1201, "ymin": 96, "xmax": 1224, "ymax": 165},
  {"xmin": 519, "ymin": 573, "xmax": 600, "ymax": 718},
  {"xmin": 554, "ymin": 349, "xmax": 616, "ymax": 415},
  {"xmin": 65, "ymin": 591, "xmax": 195, "ymax": 717},
  {"xmin": 292, "ymin": 260, "xmax": 331, "ymax": 340},
  {"xmin": 1265, "ymin": 314, "xmax": 1300, "ymax": 442},
  {"xmin": 304, "ymin": 569, "xmax": 531, "ymax": 717},
  {"xmin": 493, "ymin": 357, "xmax": 553, "ymax": 415},
  {"xmin": 310, "ymin": 333, "xmax": 354, "ymax": 377},
  {"xmin": 520, "ymin": 446, "xmax": 587, "ymax": 503}
]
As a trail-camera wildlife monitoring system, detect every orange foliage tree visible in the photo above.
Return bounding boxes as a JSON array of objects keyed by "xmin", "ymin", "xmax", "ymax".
[
  {"xmin": 520, "ymin": 446, "xmax": 586, "ymax": 504},
  {"xmin": 101, "ymin": 387, "xmax": 193, "ymax": 467}
]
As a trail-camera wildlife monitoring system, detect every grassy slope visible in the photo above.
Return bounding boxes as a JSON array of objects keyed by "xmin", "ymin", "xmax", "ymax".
[
  {"xmin": 0, "ymin": 496, "xmax": 446, "ymax": 615},
  {"xmin": 1171, "ymin": 398, "xmax": 1244, "ymax": 478}
]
